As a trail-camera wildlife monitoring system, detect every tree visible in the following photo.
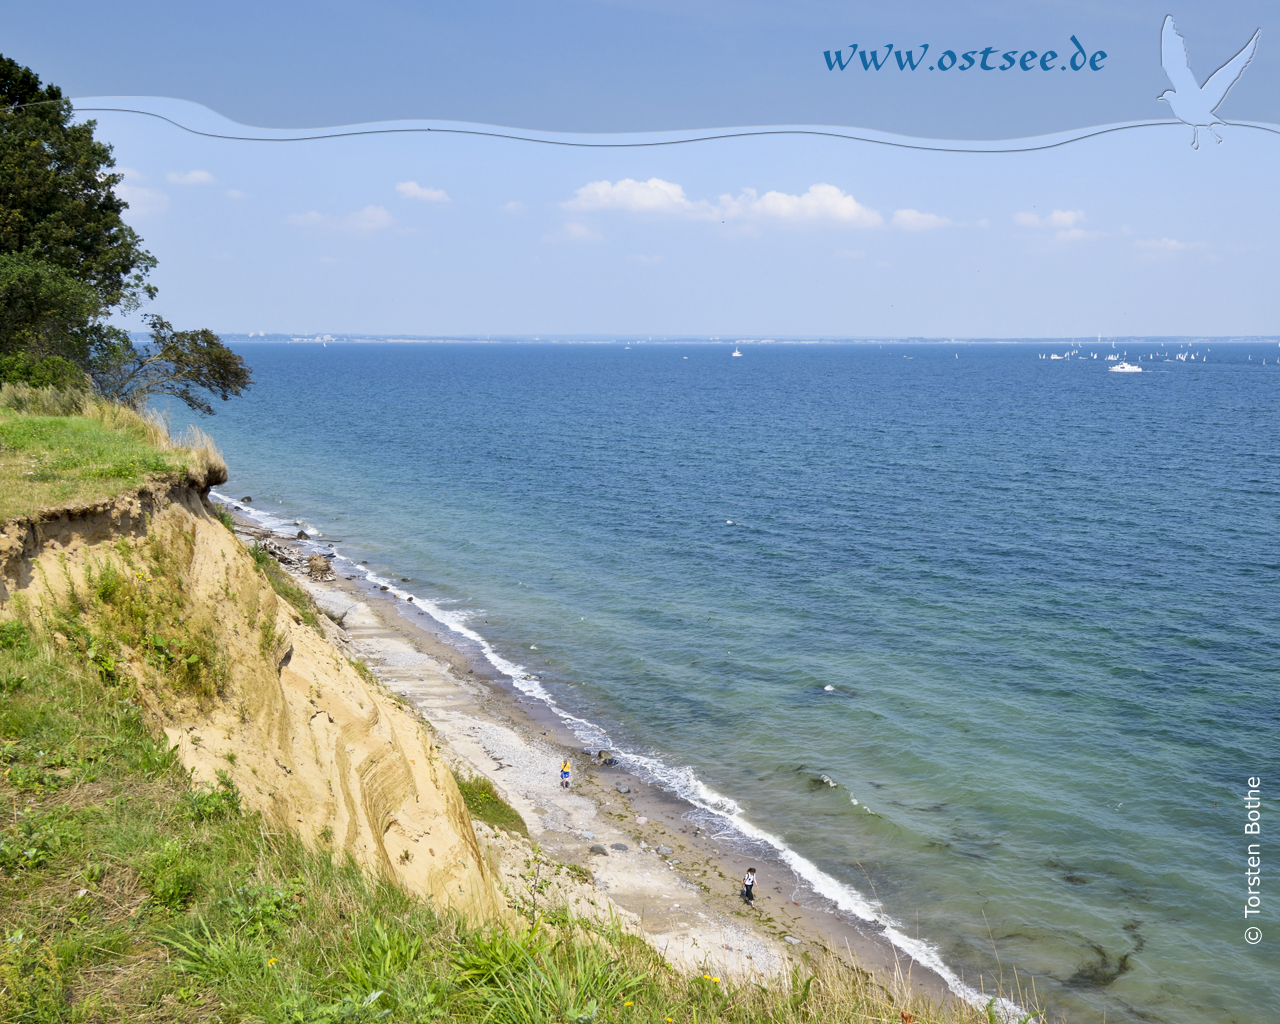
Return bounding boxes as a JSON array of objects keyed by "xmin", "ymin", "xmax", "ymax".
[
  {"xmin": 0, "ymin": 352, "xmax": 87, "ymax": 390},
  {"xmin": 0, "ymin": 55, "xmax": 156, "ymax": 314},
  {"xmin": 93, "ymin": 315, "xmax": 253, "ymax": 415},
  {"xmin": 0, "ymin": 251, "xmax": 100, "ymax": 359}
]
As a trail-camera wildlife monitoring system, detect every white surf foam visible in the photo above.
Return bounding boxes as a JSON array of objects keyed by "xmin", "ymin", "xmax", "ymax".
[{"xmin": 210, "ymin": 489, "xmax": 1025, "ymax": 1018}]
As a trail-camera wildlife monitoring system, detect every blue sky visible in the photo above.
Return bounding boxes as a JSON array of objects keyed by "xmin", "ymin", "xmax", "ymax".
[
  {"xmin": 89, "ymin": 97, "xmax": 1280, "ymax": 338},
  {"xmin": 5, "ymin": 1, "xmax": 1277, "ymax": 337},
  {"xmin": 8, "ymin": 1, "xmax": 1276, "ymax": 137}
]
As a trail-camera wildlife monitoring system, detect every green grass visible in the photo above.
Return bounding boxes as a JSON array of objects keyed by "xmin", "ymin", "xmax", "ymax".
[
  {"xmin": 453, "ymin": 770, "xmax": 530, "ymax": 839},
  {"xmin": 211, "ymin": 503, "xmax": 236, "ymax": 532},
  {"xmin": 251, "ymin": 542, "xmax": 321, "ymax": 630},
  {"xmin": 0, "ymin": 616, "xmax": 1023, "ymax": 1024},
  {"xmin": 0, "ymin": 412, "xmax": 178, "ymax": 521},
  {"xmin": 0, "ymin": 386, "xmax": 225, "ymax": 523}
]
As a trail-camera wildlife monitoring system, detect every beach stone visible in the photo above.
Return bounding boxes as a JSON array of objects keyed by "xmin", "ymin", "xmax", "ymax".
[
  {"xmin": 615, "ymin": 784, "xmax": 630, "ymax": 794},
  {"xmin": 312, "ymin": 592, "xmax": 359, "ymax": 622},
  {"xmin": 655, "ymin": 845, "xmax": 673, "ymax": 856},
  {"xmin": 341, "ymin": 603, "xmax": 380, "ymax": 629},
  {"xmin": 610, "ymin": 843, "xmax": 628, "ymax": 851},
  {"xmin": 783, "ymin": 936, "xmax": 802, "ymax": 945},
  {"xmin": 589, "ymin": 844, "xmax": 608, "ymax": 855},
  {"xmin": 635, "ymin": 816, "xmax": 648, "ymax": 825},
  {"xmin": 241, "ymin": 496, "xmax": 252, "ymax": 502},
  {"xmin": 296, "ymin": 530, "xmax": 308, "ymax": 539},
  {"xmin": 579, "ymin": 831, "xmax": 595, "ymax": 840}
]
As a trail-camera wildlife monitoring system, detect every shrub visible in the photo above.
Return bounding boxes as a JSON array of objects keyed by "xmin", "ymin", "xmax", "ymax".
[{"xmin": 453, "ymin": 770, "xmax": 529, "ymax": 838}]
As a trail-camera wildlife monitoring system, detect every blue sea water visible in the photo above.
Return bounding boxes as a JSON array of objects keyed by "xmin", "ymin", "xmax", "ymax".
[{"xmin": 195, "ymin": 341, "xmax": 1278, "ymax": 1023}]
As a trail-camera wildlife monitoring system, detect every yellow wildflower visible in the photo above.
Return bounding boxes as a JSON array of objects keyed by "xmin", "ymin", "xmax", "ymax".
[
  {"xmin": 712, "ymin": 977, "xmax": 720, "ymax": 984},
  {"xmin": 267, "ymin": 957, "xmax": 278, "ymax": 966}
]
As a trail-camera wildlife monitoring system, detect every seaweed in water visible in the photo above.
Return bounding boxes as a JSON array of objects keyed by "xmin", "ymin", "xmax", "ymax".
[{"xmin": 1065, "ymin": 944, "xmax": 1134, "ymax": 988}]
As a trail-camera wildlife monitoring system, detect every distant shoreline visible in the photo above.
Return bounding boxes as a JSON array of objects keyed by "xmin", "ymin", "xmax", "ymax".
[{"xmin": 202, "ymin": 335, "xmax": 1280, "ymax": 345}]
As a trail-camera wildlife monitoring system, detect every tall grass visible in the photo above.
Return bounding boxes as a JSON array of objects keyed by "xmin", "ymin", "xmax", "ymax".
[{"xmin": 0, "ymin": 385, "xmax": 227, "ymax": 522}]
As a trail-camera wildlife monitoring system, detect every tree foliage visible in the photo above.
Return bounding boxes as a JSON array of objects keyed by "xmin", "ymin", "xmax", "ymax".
[
  {"xmin": 0, "ymin": 352, "xmax": 86, "ymax": 389},
  {"xmin": 0, "ymin": 251, "xmax": 99, "ymax": 359},
  {"xmin": 0, "ymin": 55, "xmax": 252, "ymax": 413},
  {"xmin": 93, "ymin": 315, "xmax": 253, "ymax": 415},
  {"xmin": 0, "ymin": 54, "xmax": 156, "ymax": 313}
]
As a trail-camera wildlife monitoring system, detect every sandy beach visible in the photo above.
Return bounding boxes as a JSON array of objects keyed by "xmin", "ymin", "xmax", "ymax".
[{"xmin": 231, "ymin": 517, "xmax": 952, "ymax": 1001}]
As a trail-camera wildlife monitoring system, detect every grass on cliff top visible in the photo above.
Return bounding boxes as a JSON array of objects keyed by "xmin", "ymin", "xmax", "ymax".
[
  {"xmin": 0, "ymin": 384, "xmax": 226, "ymax": 524},
  {"xmin": 0, "ymin": 636, "xmax": 1028, "ymax": 1024}
]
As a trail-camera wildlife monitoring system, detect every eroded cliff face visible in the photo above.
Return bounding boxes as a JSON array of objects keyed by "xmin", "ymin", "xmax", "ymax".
[{"xmin": 0, "ymin": 478, "xmax": 507, "ymax": 926}]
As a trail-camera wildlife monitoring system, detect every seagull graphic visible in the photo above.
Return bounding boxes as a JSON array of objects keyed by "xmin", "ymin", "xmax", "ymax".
[{"xmin": 1159, "ymin": 15, "xmax": 1260, "ymax": 149}]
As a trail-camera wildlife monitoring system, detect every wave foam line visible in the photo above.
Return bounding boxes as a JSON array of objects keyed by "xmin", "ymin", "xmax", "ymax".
[{"xmin": 212, "ymin": 490, "xmax": 1024, "ymax": 1019}]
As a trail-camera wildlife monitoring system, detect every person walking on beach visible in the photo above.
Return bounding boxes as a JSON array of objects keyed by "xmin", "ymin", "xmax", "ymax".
[
  {"xmin": 741, "ymin": 867, "xmax": 757, "ymax": 904},
  {"xmin": 560, "ymin": 760, "xmax": 571, "ymax": 789}
]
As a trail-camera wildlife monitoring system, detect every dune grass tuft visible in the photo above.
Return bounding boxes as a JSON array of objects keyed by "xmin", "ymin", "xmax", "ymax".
[{"xmin": 453, "ymin": 769, "xmax": 530, "ymax": 838}]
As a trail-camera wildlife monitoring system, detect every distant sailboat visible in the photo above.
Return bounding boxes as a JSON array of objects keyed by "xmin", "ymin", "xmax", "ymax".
[{"xmin": 732, "ymin": 347, "xmax": 743, "ymax": 357}]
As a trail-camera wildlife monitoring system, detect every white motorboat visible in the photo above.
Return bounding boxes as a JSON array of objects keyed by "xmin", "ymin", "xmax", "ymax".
[
  {"xmin": 732, "ymin": 347, "xmax": 743, "ymax": 357},
  {"xmin": 1108, "ymin": 361, "xmax": 1142, "ymax": 373}
]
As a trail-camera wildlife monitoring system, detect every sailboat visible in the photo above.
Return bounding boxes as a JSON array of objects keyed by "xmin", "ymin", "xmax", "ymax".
[{"xmin": 732, "ymin": 347, "xmax": 743, "ymax": 357}]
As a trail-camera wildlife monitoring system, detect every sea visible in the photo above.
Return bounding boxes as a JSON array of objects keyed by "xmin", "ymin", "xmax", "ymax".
[{"xmin": 191, "ymin": 340, "xmax": 1278, "ymax": 1023}]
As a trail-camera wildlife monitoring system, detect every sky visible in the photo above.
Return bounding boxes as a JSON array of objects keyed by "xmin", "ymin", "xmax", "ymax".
[
  {"xmin": 5, "ymin": 1, "xmax": 1276, "ymax": 137},
  {"xmin": 5, "ymin": 1, "xmax": 1278, "ymax": 337}
]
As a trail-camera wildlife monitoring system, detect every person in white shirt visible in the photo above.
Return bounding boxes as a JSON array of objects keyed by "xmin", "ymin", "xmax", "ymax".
[{"xmin": 741, "ymin": 867, "xmax": 757, "ymax": 904}]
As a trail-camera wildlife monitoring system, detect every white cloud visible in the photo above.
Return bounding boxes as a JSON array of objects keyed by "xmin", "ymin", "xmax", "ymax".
[
  {"xmin": 348, "ymin": 205, "xmax": 394, "ymax": 231},
  {"xmin": 1134, "ymin": 237, "xmax": 1202, "ymax": 259},
  {"xmin": 167, "ymin": 169, "xmax": 215, "ymax": 185},
  {"xmin": 115, "ymin": 184, "xmax": 169, "ymax": 217},
  {"xmin": 226, "ymin": 189, "xmax": 245, "ymax": 200},
  {"xmin": 564, "ymin": 222, "xmax": 602, "ymax": 241},
  {"xmin": 396, "ymin": 181, "xmax": 449, "ymax": 202},
  {"xmin": 737, "ymin": 184, "xmax": 882, "ymax": 226},
  {"xmin": 543, "ymin": 221, "xmax": 603, "ymax": 243},
  {"xmin": 1055, "ymin": 228, "xmax": 1095, "ymax": 242},
  {"xmin": 891, "ymin": 208, "xmax": 951, "ymax": 231},
  {"xmin": 286, "ymin": 205, "xmax": 395, "ymax": 232},
  {"xmin": 565, "ymin": 177, "xmax": 695, "ymax": 215},
  {"xmin": 500, "ymin": 201, "xmax": 525, "ymax": 214},
  {"xmin": 1134, "ymin": 237, "xmax": 1191, "ymax": 251},
  {"xmin": 1015, "ymin": 209, "xmax": 1085, "ymax": 228},
  {"xmin": 564, "ymin": 178, "xmax": 882, "ymax": 227}
]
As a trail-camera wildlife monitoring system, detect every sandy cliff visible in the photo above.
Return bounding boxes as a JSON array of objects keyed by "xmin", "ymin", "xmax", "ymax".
[{"xmin": 0, "ymin": 476, "xmax": 507, "ymax": 926}]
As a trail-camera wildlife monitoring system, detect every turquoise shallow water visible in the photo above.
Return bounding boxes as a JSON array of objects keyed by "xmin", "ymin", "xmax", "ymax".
[{"xmin": 197, "ymin": 341, "xmax": 1277, "ymax": 1022}]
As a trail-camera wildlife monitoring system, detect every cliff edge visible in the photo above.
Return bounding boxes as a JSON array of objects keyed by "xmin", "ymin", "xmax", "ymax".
[{"xmin": 0, "ymin": 476, "xmax": 507, "ymax": 926}]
